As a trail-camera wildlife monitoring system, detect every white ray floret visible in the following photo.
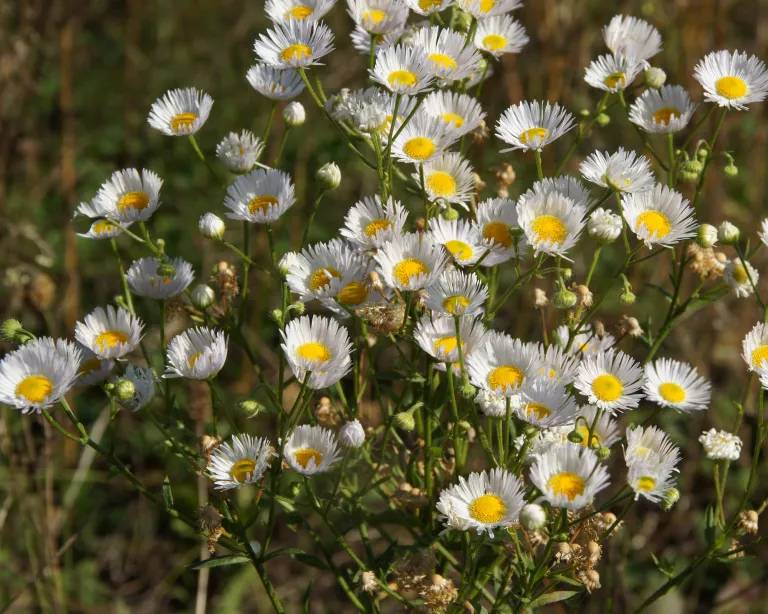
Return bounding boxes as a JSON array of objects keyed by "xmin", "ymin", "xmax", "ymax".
[
  {"xmin": 405, "ymin": 0, "xmax": 451, "ymax": 15},
  {"xmin": 428, "ymin": 217, "xmax": 485, "ymax": 266},
  {"xmin": 75, "ymin": 306, "xmax": 144, "ymax": 360},
  {"xmin": 215, "ymin": 130, "xmax": 264, "ymax": 173},
  {"xmin": 603, "ymin": 15, "xmax": 662, "ymax": 64},
  {"xmin": 643, "ymin": 358, "xmax": 711, "ymax": 413},
  {"xmin": 473, "ymin": 15, "xmax": 529, "ymax": 58},
  {"xmin": 553, "ymin": 324, "xmax": 616, "ymax": 357},
  {"xmin": 517, "ymin": 192, "xmax": 586, "ymax": 257},
  {"xmin": 496, "ymin": 101, "xmax": 576, "ymax": 152},
  {"xmin": 284, "ymin": 424, "xmax": 342, "ymax": 474},
  {"xmin": 418, "ymin": 153, "xmax": 476, "ymax": 206},
  {"xmin": 347, "ymin": 0, "xmax": 409, "ymax": 35},
  {"xmin": 724, "ymin": 259, "xmax": 759, "ymax": 298},
  {"xmin": 246, "ymin": 65, "xmax": 306, "ymax": 100},
  {"xmin": 77, "ymin": 219, "xmax": 127, "ymax": 240},
  {"xmin": 741, "ymin": 321, "xmax": 768, "ymax": 372},
  {"xmin": 281, "ymin": 315, "xmax": 353, "ymax": 389},
  {"xmin": 424, "ymin": 269, "xmax": 488, "ymax": 316},
  {"xmin": 370, "ymin": 44, "xmax": 434, "ymax": 95},
  {"xmin": 624, "ymin": 424, "xmax": 681, "ymax": 468},
  {"xmin": 253, "ymin": 20, "xmax": 335, "ymax": 68},
  {"xmin": 78, "ymin": 168, "xmax": 163, "ymax": 224},
  {"xmin": 126, "ymin": 257, "xmax": 194, "ymax": 300},
  {"xmin": 629, "ymin": 85, "xmax": 696, "ymax": 134},
  {"xmin": 571, "ymin": 405, "xmax": 621, "ymax": 450},
  {"xmin": 374, "ymin": 232, "xmax": 449, "ymax": 291},
  {"xmin": 467, "ymin": 332, "xmax": 538, "ymax": 397},
  {"xmin": 391, "ymin": 115, "xmax": 456, "ymax": 165},
  {"xmin": 519, "ymin": 175, "xmax": 593, "ymax": 212},
  {"xmin": 627, "ymin": 460, "xmax": 677, "ymax": 504},
  {"xmin": 574, "ymin": 350, "xmax": 644, "ymax": 413},
  {"xmin": 147, "ymin": 87, "xmax": 213, "ymax": 136},
  {"xmin": 208, "ymin": 434, "xmax": 275, "ymax": 490},
  {"xmin": 584, "ymin": 54, "xmax": 643, "ymax": 93},
  {"xmin": 529, "ymin": 444, "xmax": 610, "ymax": 510},
  {"xmin": 421, "ymin": 91, "xmax": 486, "ymax": 138},
  {"xmin": 622, "ymin": 183, "xmax": 697, "ymax": 248},
  {"xmin": 340, "ymin": 195, "xmax": 408, "ymax": 250},
  {"xmin": 286, "ymin": 239, "xmax": 364, "ymax": 301},
  {"xmin": 414, "ymin": 314, "xmax": 486, "ymax": 366},
  {"xmin": 223, "ymin": 168, "xmax": 295, "ymax": 224},
  {"xmin": 474, "ymin": 198, "xmax": 522, "ymax": 266},
  {"xmin": 165, "ymin": 327, "xmax": 228, "ymax": 380},
  {"xmin": 410, "ymin": 26, "xmax": 483, "ymax": 83},
  {"xmin": 513, "ymin": 377, "xmax": 579, "ymax": 428},
  {"xmin": 532, "ymin": 342, "xmax": 580, "ymax": 385},
  {"xmin": 458, "ymin": 0, "xmax": 521, "ymax": 18},
  {"xmin": 693, "ymin": 50, "xmax": 768, "ymax": 110},
  {"xmin": 580, "ymin": 148, "xmax": 655, "ymax": 193},
  {"xmin": 265, "ymin": 0, "xmax": 337, "ymax": 23}
]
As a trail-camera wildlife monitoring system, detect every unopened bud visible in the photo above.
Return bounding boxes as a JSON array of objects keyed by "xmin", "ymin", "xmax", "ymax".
[
  {"xmin": 191, "ymin": 284, "xmax": 216, "ymax": 309},
  {"xmin": 316, "ymin": 162, "xmax": 341, "ymax": 190},
  {"xmin": 644, "ymin": 66, "xmax": 666, "ymax": 88},
  {"xmin": 199, "ymin": 213, "xmax": 226, "ymax": 239},
  {"xmin": 553, "ymin": 288, "xmax": 577, "ymax": 310},
  {"xmin": 115, "ymin": 378, "xmax": 136, "ymax": 401},
  {"xmin": 283, "ymin": 101, "xmax": 306, "ymax": 126},
  {"xmin": 619, "ymin": 289, "xmax": 636, "ymax": 305},
  {"xmin": 459, "ymin": 383, "xmax": 476, "ymax": 399},
  {"xmin": 453, "ymin": 8, "xmax": 473, "ymax": 32},
  {"xmin": 394, "ymin": 410, "xmax": 416, "ymax": 431},
  {"xmin": 1, "ymin": 319, "xmax": 26, "ymax": 343},
  {"xmin": 442, "ymin": 206, "xmax": 459, "ymax": 221},
  {"xmin": 661, "ymin": 487, "xmax": 680, "ymax": 511},
  {"xmin": 697, "ymin": 223, "xmax": 718, "ymax": 248},
  {"xmin": 287, "ymin": 301, "xmax": 305, "ymax": 316},
  {"xmin": 724, "ymin": 162, "xmax": 738, "ymax": 177},
  {"xmin": 596, "ymin": 446, "xmax": 611, "ymax": 460},
  {"xmin": 520, "ymin": 503, "xmax": 547, "ymax": 531},
  {"xmin": 718, "ymin": 221, "xmax": 740, "ymax": 245},
  {"xmin": 239, "ymin": 399, "xmax": 264, "ymax": 418},
  {"xmin": 679, "ymin": 159, "xmax": 703, "ymax": 183},
  {"xmin": 339, "ymin": 419, "xmax": 366, "ymax": 448},
  {"xmin": 595, "ymin": 112, "xmax": 610, "ymax": 127},
  {"xmin": 567, "ymin": 430, "xmax": 584, "ymax": 444}
]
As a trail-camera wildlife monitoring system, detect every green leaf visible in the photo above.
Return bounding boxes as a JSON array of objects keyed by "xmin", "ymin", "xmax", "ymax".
[
  {"xmin": 162, "ymin": 476, "xmax": 174, "ymax": 511},
  {"xmin": 528, "ymin": 590, "xmax": 579, "ymax": 607},
  {"xmin": 273, "ymin": 495, "xmax": 296, "ymax": 512},
  {"xmin": 190, "ymin": 554, "xmax": 250, "ymax": 570},
  {"xmin": 263, "ymin": 547, "xmax": 327, "ymax": 570}
]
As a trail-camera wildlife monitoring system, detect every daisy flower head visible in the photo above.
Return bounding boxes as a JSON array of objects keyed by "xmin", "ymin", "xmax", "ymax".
[
  {"xmin": 428, "ymin": 217, "xmax": 485, "ymax": 266},
  {"xmin": 584, "ymin": 54, "xmax": 642, "ymax": 93},
  {"xmin": 436, "ymin": 468, "xmax": 524, "ymax": 536},
  {"xmin": 467, "ymin": 332, "xmax": 538, "ymax": 397},
  {"xmin": 514, "ymin": 377, "xmax": 579, "ymax": 428},
  {"xmin": 215, "ymin": 130, "xmax": 264, "ymax": 173},
  {"xmin": 418, "ymin": 153, "xmax": 476, "ymax": 206},
  {"xmin": 529, "ymin": 444, "xmax": 610, "ymax": 510},
  {"xmin": 622, "ymin": 183, "xmax": 697, "ymax": 248},
  {"xmin": 0, "ymin": 338, "xmax": 82, "ymax": 413},
  {"xmin": 533, "ymin": 342, "xmax": 580, "ymax": 385},
  {"xmin": 574, "ymin": 349, "xmax": 644, "ymax": 413},
  {"xmin": 208, "ymin": 434, "xmax": 275, "ymax": 490},
  {"xmin": 424, "ymin": 269, "xmax": 488, "ymax": 316},
  {"xmin": 253, "ymin": 19, "xmax": 334, "ymax": 68},
  {"xmin": 629, "ymin": 85, "xmax": 696, "ymax": 134},
  {"xmin": 77, "ymin": 219, "xmax": 127, "ymax": 241},
  {"xmin": 147, "ymin": 87, "xmax": 213, "ymax": 136},
  {"xmin": 517, "ymin": 191, "xmax": 586, "ymax": 257},
  {"xmin": 374, "ymin": 232, "xmax": 449, "ymax": 291},
  {"xmin": 474, "ymin": 15, "xmax": 529, "ymax": 58},
  {"xmin": 246, "ymin": 65, "xmax": 306, "ymax": 101},
  {"xmin": 628, "ymin": 460, "xmax": 677, "ymax": 504},
  {"xmin": 580, "ymin": 148, "xmax": 655, "ymax": 194},
  {"xmin": 421, "ymin": 91, "xmax": 486, "ymax": 138},
  {"xmin": 519, "ymin": 175, "xmax": 593, "ymax": 212},
  {"xmin": 112, "ymin": 364, "xmax": 156, "ymax": 412},
  {"xmin": 410, "ymin": 26, "xmax": 483, "ymax": 83},
  {"xmin": 571, "ymin": 405, "xmax": 621, "ymax": 450},
  {"xmin": 371, "ymin": 44, "xmax": 434, "ymax": 95},
  {"xmin": 76, "ymin": 344, "xmax": 114, "ymax": 386},
  {"xmin": 625, "ymin": 424, "xmax": 681, "ymax": 468},
  {"xmin": 742, "ymin": 321, "xmax": 768, "ymax": 372},
  {"xmin": 126, "ymin": 257, "xmax": 194, "ymax": 300},
  {"xmin": 81, "ymin": 168, "xmax": 163, "ymax": 224},
  {"xmin": 694, "ymin": 50, "xmax": 768, "ymax": 110},
  {"xmin": 643, "ymin": 358, "xmax": 711, "ymax": 413},
  {"xmin": 405, "ymin": 0, "xmax": 452, "ymax": 16},
  {"xmin": 284, "ymin": 424, "xmax": 342, "ymax": 474},
  {"xmin": 391, "ymin": 115, "xmax": 456, "ymax": 165},
  {"xmin": 340, "ymin": 195, "xmax": 408, "ymax": 250},
  {"xmin": 603, "ymin": 15, "xmax": 662, "ymax": 64},
  {"xmin": 350, "ymin": 23, "xmax": 403, "ymax": 55},
  {"xmin": 165, "ymin": 327, "xmax": 228, "ymax": 380},
  {"xmin": 265, "ymin": 0, "xmax": 336, "ymax": 23},
  {"xmin": 496, "ymin": 101, "xmax": 576, "ymax": 152},
  {"xmin": 699, "ymin": 428, "xmax": 742, "ymax": 461},
  {"xmin": 281, "ymin": 315, "xmax": 353, "ymax": 389},
  {"xmin": 223, "ymin": 168, "xmax": 295, "ymax": 224},
  {"xmin": 474, "ymin": 197, "xmax": 523, "ymax": 266},
  {"xmin": 75, "ymin": 306, "xmax": 144, "ymax": 360},
  {"xmin": 347, "ymin": 0, "xmax": 409, "ymax": 35},
  {"xmin": 553, "ymin": 324, "xmax": 616, "ymax": 357},
  {"xmin": 587, "ymin": 208, "xmax": 623, "ymax": 244},
  {"xmin": 724, "ymin": 258, "xmax": 759, "ymax": 298},
  {"xmin": 286, "ymin": 239, "xmax": 363, "ymax": 301},
  {"xmin": 320, "ymin": 256, "xmax": 386, "ymax": 314},
  {"xmin": 414, "ymin": 314, "xmax": 487, "ymax": 366},
  {"xmin": 458, "ymin": 0, "xmax": 522, "ymax": 18}
]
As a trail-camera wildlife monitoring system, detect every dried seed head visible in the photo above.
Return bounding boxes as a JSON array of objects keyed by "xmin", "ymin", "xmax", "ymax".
[
  {"xmin": 534, "ymin": 287, "xmax": 549, "ymax": 309},
  {"xmin": 618, "ymin": 315, "xmax": 644, "ymax": 338},
  {"xmin": 739, "ymin": 510, "xmax": 759, "ymax": 535},
  {"xmin": 361, "ymin": 570, "xmax": 378, "ymax": 594}
]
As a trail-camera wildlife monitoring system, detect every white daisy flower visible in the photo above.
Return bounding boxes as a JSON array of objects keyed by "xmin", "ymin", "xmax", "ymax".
[
  {"xmin": 77, "ymin": 219, "xmax": 128, "ymax": 240},
  {"xmin": 587, "ymin": 208, "xmax": 623, "ymax": 243},
  {"xmin": 76, "ymin": 344, "xmax": 114, "ymax": 386},
  {"xmin": 75, "ymin": 306, "xmax": 144, "ymax": 359},
  {"xmin": 281, "ymin": 315, "xmax": 353, "ymax": 389},
  {"xmin": 340, "ymin": 195, "xmax": 408, "ymax": 250},
  {"xmin": 223, "ymin": 168, "xmax": 295, "ymax": 224},
  {"xmin": 405, "ymin": 0, "xmax": 452, "ymax": 16},
  {"xmin": 0, "ymin": 338, "xmax": 82, "ymax": 413},
  {"xmin": 126, "ymin": 257, "xmax": 194, "ymax": 300},
  {"xmin": 513, "ymin": 377, "xmax": 579, "ymax": 428},
  {"xmin": 622, "ymin": 183, "xmax": 697, "ymax": 248},
  {"xmin": 693, "ymin": 50, "xmax": 768, "ymax": 110},
  {"xmin": 553, "ymin": 324, "xmax": 616, "ymax": 357},
  {"xmin": 474, "ymin": 197, "xmax": 522, "ymax": 266},
  {"xmin": 724, "ymin": 259, "xmax": 759, "ymax": 298},
  {"xmin": 571, "ymin": 405, "xmax": 621, "ymax": 450},
  {"xmin": 418, "ymin": 153, "xmax": 476, "ymax": 206},
  {"xmin": 643, "ymin": 358, "xmax": 711, "ymax": 413},
  {"xmin": 428, "ymin": 217, "xmax": 485, "ymax": 266},
  {"xmin": 371, "ymin": 44, "xmax": 434, "ymax": 95},
  {"xmin": 473, "ymin": 15, "xmax": 529, "ymax": 58},
  {"xmin": 421, "ymin": 91, "xmax": 486, "ymax": 137},
  {"xmin": 374, "ymin": 232, "xmax": 449, "ymax": 291},
  {"xmin": 741, "ymin": 321, "xmax": 768, "ymax": 372},
  {"xmin": 410, "ymin": 26, "xmax": 483, "ymax": 83},
  {"xmin": 532, "ymin": 343, "xmax": 580, "ymax": 385},
  {"xmin": 208, "ymin": 434, "xmax": 275, "ymax": 490},
  {"xmin": 246, "ymin": 65, "xmax": 306, "ymax": 100},
  {"xmin": 517, "ymin": 191, "xmax": 586, "ymax": 257},
  {"xmin": 286, "ymin": 239, "xmax": 363, "ymax": 301},
  {"xmin": 580, "ymin": 148, "xmax": 655, "ymax": 193},
  {"xmin": 603, "ymin": 15, "xmax": 662, "ymax": 64},
  {"xmin": 574, "ymin": 349, "xmax": 644, "ymax": 413},
  {"xmin": 391, "ymin": 115, "xmax": 456, "ymax": 165},
  {"xmin": 265, "ymin": 0, "xmax": 336, "ymax": 22},
  {"xmin": 414, "ymin": 314, "xmax": 487, "ymax": 365},
  {"xmin": 424, "ymin": 269, "xmax": 488, "ymax": 316},
  {"xmin": 253, "ymin": 19, "xmax": 335, "ymax": 68},
  {"xmin": 78, "ymin": 169, "xmax": 163, "ymax": 224},
  {"xmin": 320, "ymin": 256, "xmax": 386, "ymax": 314},
  {"xmin": 529, "ymin": 444, "xmax": 610, "ymax": 510},
  {"xmin": 699, "ymin": 428, "xmax": 742, "ymax": 461},
  {"xmin": 759, "ymin": 218, "xmax": 768, "ymax": 247},
  {"xmin": 350, "ymin": 23, "xmax": 403, "ymax": 55},
  {"xmin": 147, "ymin": 88, "xmax": 213, "ymax": 136},
  {"xmin": 284, "ymin": 424, "xmax": 342, "ymax": 474},
  {"xmin": 436, "ymin": 468, "xmax": 525, "ymax": 536},
  {"xmin": 518, "ymin": 175, "xmax": 593, "ymax": 213},
  {"xmin": 458, "ymin": 0, "xmax": 521, "ymax": 18},
  {"xmin": 496, "ymin": 101, "xmax": 576, "ymax": 152},
  {"xmin": 467, "ymin": 332, "xmax": 538, "ymax": 396},
  {"xmin": 584, "ymin": 54, "xmax": 643, "ymax": 93},
  {"xmin": 347, "ymin": 0, "xmax": 409, "ymax": 35},
  {"xmin": 624, "ymin": 424, "xmax": 680, "ymax": 468},
  {"xmin": 113, "ymin": 364, "xmax": 156, "ymax": 412},
  {"xmin": 627, "ymin": 460, "xmax": 677, "ymax": 504},
  {"xmin": 629, "ymin": 85, "xmax": 696, "ymax": 134},
  {"xmin": 165, "ymin": 327, "xmax": 228, "ymax": 380},
  {"xmin": 215, "ymin": 130, "xmax": 264, "ymax": 173}
]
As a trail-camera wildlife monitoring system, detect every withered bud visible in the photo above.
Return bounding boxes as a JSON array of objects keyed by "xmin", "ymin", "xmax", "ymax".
[
  {"xmin": 534, "ymin": 287, "xmax": 548, "ymax": 309},
  {"xmin": 618, "ymin": 315, "xmax": 644, "ymax": 338},
  {"xmin": 572, "ymin": 283, "xmax": 593, "ymax": 308},
  {"xmin": 593, "ymin": 320, "xmax": 606, "ymax": 338},
  {"xmin": 739, "ymin": 510, "xmax": 759, "ymax": 535}
]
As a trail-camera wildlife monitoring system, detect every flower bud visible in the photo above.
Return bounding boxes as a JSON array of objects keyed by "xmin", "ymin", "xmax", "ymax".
[
  {"xmin": 696, "ymin": 147, "xmax": 709, "ymax": 161},
  {"xmin": 394, "ymin": 410, "xmax": 416, "ymax": 431},
  {"xmin": 339, "ymin": 419, "xmax": 366, "ymax": 448},
  {"xmin": 453, "ymin": 8, "xmax": 473, "ymax": 32},
  {"xmin": 724, "ymin": 162, "xmax": 738, "ymax": 177},
  {"xmin": 661, "ymin": 487, "xmax": 680, "ymax": 511},
  {"xmin": 553, "ymin": 287, "xmax": 577, "ymax": 310},
  {"xmin": 271, "ymin": 309, "xmax": 284, "ymax": 325},
  {"xmin": 519, "ymin": 503, "xmax": 547, "ymax": 531},
  {"xmin": 441, "ymin": 206, "xmax": 459, "ymax": 221},
  {"xmin": 619, "ymin": 289, "xmax": 636, "ymax": 305},
  {"xmin": 316, "ymin": 162, "xmax": 341, "ymax": 190},
  {"xmin": 718, "ymin": 221, "xmax": 740, "ymax": 245},
  {"xmin": 1, "ymin": 319, "xmax": 25, "ymax": 343},
  {"xmin": 115, "ymin": 378, "xmax": 136, "ymax": 401},
  {"xmin": 596, "ymin": 446, "xmax": 611, "ymax": 460},
  {"xmin": 157, "ymin": 261, "xmax": 176, "ymax": 278},
  {"xmin": 459, "ymin": 383, "xmax": 476, "ymax": 399},
  {"xmin": 199, "ymin": 212, "xmax": 226, "ymax": 239},
  {"xmin": 696, "ymin": 223, "xmax": 718, "ymax": 248},
  {"xmin": 191, "ymin": 284, "xmax": 216, "ymax": 310},
  {"xmin": 588, "ymin": 208, "xmax": 622, "ymax": 244},
  {"xmin": 239, "ymin": 399, "xmax": 264, "ymax": 418},
  {"xmin": 287, "ymin": 301, "xmax": 305, "ymax": 316},
  {"xmin": 283, "ymin": 101, "xmax": 306, "ymax": 126},
  {"xmin": 679, "ymin": 159, "xmax": 703, "ymax": 183},
  {"xmin": 644, "ymin": 66, "xmax": 666, "ymax": 88},
  {"xmin": 595, "ymin": 112, "xmax": 610, "ymax": 127},
  {"xmin": 567, "ymin": 430, "xmax": 584, "ymax": 444},
  {"xmin": 278, "ymin": 251, "xmax": 300, "ymax": 277}
]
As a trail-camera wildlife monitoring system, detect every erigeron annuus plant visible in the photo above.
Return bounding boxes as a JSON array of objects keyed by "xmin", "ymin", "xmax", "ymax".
[{"xmin": 3, "ymin": 3, "xmax": 768, "ymax": 612}]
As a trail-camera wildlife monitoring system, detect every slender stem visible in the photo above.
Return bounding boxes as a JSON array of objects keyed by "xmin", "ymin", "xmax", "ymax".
[
  {"xmin": 585, "ymin": 246, "xmax": 602, "ymax": 287},
  {"xmin": 534, "ymin": 149, "xmax": 544, "ymax": 180}
]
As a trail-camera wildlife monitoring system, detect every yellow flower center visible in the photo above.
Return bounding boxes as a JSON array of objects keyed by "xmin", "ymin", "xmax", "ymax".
[
  {"xmin": 296, "ymin": 342, "xmax": 332, "ymax": 363},
  {"xmin": 95, "ymin": 330, "xmax": 129, "ymax": 352},
  {"xmin": 419, "ymin": 0, "xmax": 443, "ymax": 9},
  {"xmin": 281, "ymin": 43, "xmax": 313, "ymax": 62},
  {"xmin": 293, "ymin": 447, "xmax": 324, "ymax": 469},
  {"xmin": 479, "ymin": 0, "xmax": 496, "ymax": 12},
  {"xmin": 519, "ymin": 127, "xmax": 549, "ymax": 146},
  {"xmin": 636, "ymin": 210, "xmax": 671, "ymax": 239},
  {"xmin": 363, "ymin": 8, "xmax": 387, "ymax": 24},
  {"xmin": 229, "ymin": 458, "xmax": 257, "ymax": 483},
  {"xmin": 337, "ymin": 282, "xmax": 368, "ymax": 306},
  {"xmin": 426, "ymin": 171, "xmax": 457, "ymax": 197},
  {"xmin": 117, "ymin": 191, "xmax": 150, "ymax": 212},
  {"xmin": 715, "ymin": 76, "xmax": 748, "ymax": 100},
  {"xmin": 733, "ymin": 264, "xmax": 750, "ymax": 284},
  {"xmin": 525, "ymin": 402, "xmax": 551, "ymax": 420},
  {"xmin": 188, "ymin": 351, "xmax": 203, "ymax": 369},
  {"xmin": 286, "ymin": 5, "xmax": 313, "ymax": 19},
  {"xmin": 575, "ymin": 425, "xmax": 601, "ymax": 448},
  {"xmin": 531, "ymin": 214, "xmax": 567, "ymax": 245},
  {"xmin": 16, "ymin": 374, "xmax": 53, "ymax": 403},
  {"xmin": 468, "ymin": 493, "xmax": 507, "ymax": 523},
  {"xmin": 483, "ymin": 222, "xmax": 513, "ymax": 247},
  {"xmin": 440, "ymin": 112, "xmax": 464, "ymax": 128},
  {"xmin": 443, "ymin": 295, "xmax": 470, "ymax": 314},
  {"xmin": 433, "ymin": 335, "xmax": 461, "ymax": 357},
  {"xmin": 444, "ymin": 240, "xmax": 474, "ymax": 262},
  {"xmin": 403, "ymin": 137, "xmax": 436, "ymax": 161},
  {"xmin": 388, "ymin": 69, "xmax": 418, "ymax": 88},
  {"xmin": 547, "ymin": 471, "xmax": 585, "ymax": 501},
  {"xmin": 591, "ymin": 374, "xmax": 623, "ymax": 402},
  {"xmin": 633, "ymin": 445, "xmax": 652, "ymax": 460},
  {"xmin": 603, "ymin": 71, "xmax": 626, "ymax": 89},
  {"xmin": 248, "ymin": 195, "xmax": 279, "ymax": 214},
  {"xmin": 364, "ymin": 218, "xmax": 391, "ymax": 237},
  {"xmin": 750, "ymin": 345, "xmax": 768, "ymax": 368},
  {"xmin": 428, "ymin": 53, "xmax": 458, "ymax": 70},
  {"xmin": 309, "ymin": 266, "xmax": 341, "ymax": 291},
  {"xmin": 636, "ymin": 476, "xmax": 656, "ymax": 492},
  {"xmin": 482, "ymin": 34, "xmax": 507, "ymax": 51},
  {"xmin": 487, "ymin": 365, "xmax": 524, "ymax": 391},
  {"xmin": 170, "ymin": 112, "xmax": 198, "ymax": 132},
  {"xmin": 393, "ymin": 258, "xmax": 428, "ymax": 286},
  {"xmin": 652, "ymin": 106, "xmax": 681, "ymax": 125},
  {"xmin": 658, "ymin": 382, "xmax": 686, "ymax": 403},
  {"xmin": 93, "ymin": 220, "xmax": 119, "ymax": 235}
]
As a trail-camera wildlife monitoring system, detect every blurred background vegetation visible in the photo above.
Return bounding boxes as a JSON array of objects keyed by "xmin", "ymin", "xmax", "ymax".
[{"xmin": 1, "ymin": 0, "xmax": 768, "ymax": 611}]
